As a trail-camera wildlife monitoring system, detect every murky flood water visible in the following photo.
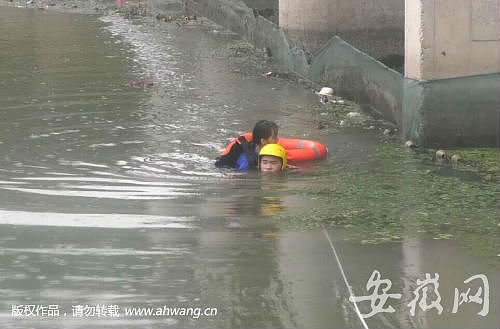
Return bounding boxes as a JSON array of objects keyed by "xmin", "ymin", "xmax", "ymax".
[{"xmin": 0, "ymin": 7, "xmax": 498, "ymax": 329}]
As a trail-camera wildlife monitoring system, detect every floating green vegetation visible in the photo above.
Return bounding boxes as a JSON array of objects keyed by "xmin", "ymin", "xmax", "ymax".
[{"xmin": 274, "ymin": 143, "xmax": 500, "ymax": 263}]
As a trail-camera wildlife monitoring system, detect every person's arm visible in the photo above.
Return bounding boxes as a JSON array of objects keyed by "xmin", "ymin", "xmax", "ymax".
[{"xmin": 235, "ymin": 153, "xmax": 250, "ymax": 171}]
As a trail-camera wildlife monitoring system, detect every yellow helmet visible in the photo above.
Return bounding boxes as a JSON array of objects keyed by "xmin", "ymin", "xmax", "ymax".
[{"xmin": 258, "ymin": 143, "xmax": 287, "ymax": 170}]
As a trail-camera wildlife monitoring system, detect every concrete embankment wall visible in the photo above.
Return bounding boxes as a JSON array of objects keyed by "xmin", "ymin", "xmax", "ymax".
[
  {"xmin": 178, "ymin": 0, "xmax": 403, "ymax": 125},
  {"xmin": 404, "ymin": 74, "xmax": 500, "ymax": 147},
  {"xmin": 149, "ymin": 0, "xmax": 499, "ymax": 147},
  {"xmin": 404, "ymin": 0, "xmax": 500, "ymax": 146}
]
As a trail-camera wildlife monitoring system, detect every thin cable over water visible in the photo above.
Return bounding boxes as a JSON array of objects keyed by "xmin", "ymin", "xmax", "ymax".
[{"xmin": 322, "ymin": 228, "xmax": 369, "ymax": 329}]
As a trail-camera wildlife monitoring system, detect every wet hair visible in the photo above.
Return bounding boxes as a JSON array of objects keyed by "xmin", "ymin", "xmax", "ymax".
[{"xmin": 252, "ymin": 120, "xmax": 278, "ymax": 146}]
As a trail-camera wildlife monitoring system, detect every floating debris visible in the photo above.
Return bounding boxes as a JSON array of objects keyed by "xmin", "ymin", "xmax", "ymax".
[
  {"xmin": 435, "ymin": 149, "xmax": 446, "ymax": 159},
  {"xmin": 404, "ymin": 140, "xmax": 416, "ymax": 148},
  {"xmin": 316, "ymin": 87, "xmax": 334, "ymax": 104},
  {"xmin": 318, "ymin": 87, "xmax": 333, "ymax": 96},
  {"xmin": 451, "ymin": 154, "xmax": 462, "ymax": 164},
  {"xmin": 183, "ymin": 15, "xmax": 197, "ymax": 23},
  {"xmin": 435, "ymin": 149, "xmax": 448, "ymax": 164}
]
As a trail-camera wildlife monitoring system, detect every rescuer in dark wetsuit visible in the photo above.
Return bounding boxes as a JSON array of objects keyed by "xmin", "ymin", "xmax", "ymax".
[{"xmin": 215, "ymin": 120, "xmax": 278, "ymax": 171}]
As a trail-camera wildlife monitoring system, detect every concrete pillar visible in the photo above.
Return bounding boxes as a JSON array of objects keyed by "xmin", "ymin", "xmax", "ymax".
[
  {"xmin": 403, "ymin": 0, "xmax": 500, "ymax": 147},
  {"xmin": 405, "ymin": 0, "xmax": 500, "ymax": 80}
]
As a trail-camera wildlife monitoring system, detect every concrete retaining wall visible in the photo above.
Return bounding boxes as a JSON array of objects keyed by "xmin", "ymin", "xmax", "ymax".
[
  {"xmin": 404, "ymin": 74, "xmax": 500, "ymax": 147},
  {"xmin": 181, "ymin": 0, "xmax": 403, "ymax": 125},
  {"xmin": 149, "ymin": 0, "xmax": 499, "ymax": 147}
]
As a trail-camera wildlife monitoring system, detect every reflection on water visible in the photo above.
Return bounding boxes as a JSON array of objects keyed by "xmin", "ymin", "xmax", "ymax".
[{"xmin": 0, "ymin": 7, "xmax": 498, "ymax": 329}]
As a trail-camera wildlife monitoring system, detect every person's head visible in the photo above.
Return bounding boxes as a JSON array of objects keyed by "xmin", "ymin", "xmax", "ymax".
[
  {"xmin": 258, "ymin": 143, "xmax": 287, "ymax": 173},
  {"xmin": 252, "ymin": 120, "xmax": 278, "ymax": 149}
]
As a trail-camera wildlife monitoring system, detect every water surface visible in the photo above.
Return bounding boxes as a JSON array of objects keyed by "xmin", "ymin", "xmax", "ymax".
[{"xmin": 0, "ymin": 7, "xmax": 498, "ymax": 329}]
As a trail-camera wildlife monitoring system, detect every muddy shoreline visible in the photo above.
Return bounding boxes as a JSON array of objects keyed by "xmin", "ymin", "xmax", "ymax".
[{"xmin": 0, "ymin": 0, "xmax": 119, "ymax": 14}]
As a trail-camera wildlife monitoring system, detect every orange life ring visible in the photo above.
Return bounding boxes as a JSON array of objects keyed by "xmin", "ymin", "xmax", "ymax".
[
  {"xmin": 226, "ymin": 132, "xmax": 327, "ymax": 162},
  {"xmin": 278, "ymin": 137, "xmax": 328, "ymax": 162}
]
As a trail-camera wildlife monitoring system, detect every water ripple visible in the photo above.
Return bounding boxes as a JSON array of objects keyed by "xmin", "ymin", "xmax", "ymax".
[{"xmin": 0, "ymin": 210, "xmax": 196, "ymax": 228}]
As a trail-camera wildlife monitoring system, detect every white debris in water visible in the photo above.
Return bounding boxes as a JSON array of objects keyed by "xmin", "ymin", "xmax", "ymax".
[
  {"xmin": 317, "ymin": 87, "xmax": 333, "ymax": 96},
  {"xmin": 316, "ymin": 87, "xmax": 335, "ymax": 104},
  {"xmin": 346, "ymin": 112, "xmax": 361, "ymax": 118}
]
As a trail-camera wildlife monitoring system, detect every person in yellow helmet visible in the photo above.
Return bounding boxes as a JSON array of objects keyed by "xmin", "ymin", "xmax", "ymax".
[{"xmin": 258, "ymin": 143, "xmax": 287, "ymax": 173}]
